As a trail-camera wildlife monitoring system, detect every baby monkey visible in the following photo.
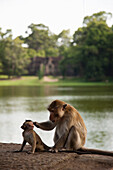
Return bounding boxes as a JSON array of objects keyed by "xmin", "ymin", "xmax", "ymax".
[{"xmin": 17, "ymin": 120, "xmax": 50, "ymax": 154}]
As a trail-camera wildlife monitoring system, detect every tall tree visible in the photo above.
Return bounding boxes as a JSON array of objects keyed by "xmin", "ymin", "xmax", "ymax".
[
  {"xmin": 23, "ymin": 23, "xmax": 59, "ymax": 57},
  {"xmin": 60, "ymin": 11, "xmax": 113, "ymax": 81},
  {"xmin": 0, "ymin": 29, "xmax": 30, "ymax": 78},
  {"xmin": 57, "ymin": 29, "xmax": 72, "ymax": 56}
]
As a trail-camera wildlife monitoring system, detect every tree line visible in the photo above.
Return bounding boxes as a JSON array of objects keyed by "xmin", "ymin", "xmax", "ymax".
[
  {"xmin": 0, "ymin": 11, "xmax": 113, "ymax": 81},
  {"xmin": 61, "ymin": 11, "xmax": 113, "ymax": 81}
]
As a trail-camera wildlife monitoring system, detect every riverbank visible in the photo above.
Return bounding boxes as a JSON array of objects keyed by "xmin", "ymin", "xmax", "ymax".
[
  {"xmin": 0, "ymin": 143, "xmax": 113, "ymax": 170},
  {"xmin": 0, "ymin": 76, "xmax": 112, "ymax": 86}
]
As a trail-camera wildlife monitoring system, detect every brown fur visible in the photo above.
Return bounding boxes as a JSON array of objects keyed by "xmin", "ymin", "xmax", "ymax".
[
  {"xmin": 34, "ymin": 100, "xmax": 87, "ymax": 151},
  {"xmin": 34, "ymin": 100, "xmax": 113, "ymax": 156},
  {"xmin": 17, "ymin": 120, "xmax": 50, "ymax": 154}
]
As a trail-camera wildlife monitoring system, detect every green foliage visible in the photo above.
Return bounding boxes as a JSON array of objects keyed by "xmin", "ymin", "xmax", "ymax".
[
  {"xmin": 60, "ymin": 11, "xmax": 113, "ymax": 81},
  {"xmin": 83, "ymin": 11, "xmax": 112, "ymax": 25},
  {"xmin": 23, "ymin": 23, "xmax": 58, "ymax": 57},
  {"xmin": 0, "ymin": 30, "xmax": 30, "ymax": 78},
  {"xmin": 23, "ymin": 26, "xmax": 72, "ymax": 57},
  {"xmin": 37, "ymin": 49, "xmax": 46, "ymax": 57},
  {"xmin": 57, "ymin": 29, "xmax": 72, "ymax": 56},
  {"xmin": 0, "ymin": 11, "xmax": 113, "ymax": 81},
  {"xmin": 45, "ymin": 47, "xmax": 59, "ymax": 57},
  {"xmin": 27, "ymin": 48, "xmax": 37, "ymax": 58}
]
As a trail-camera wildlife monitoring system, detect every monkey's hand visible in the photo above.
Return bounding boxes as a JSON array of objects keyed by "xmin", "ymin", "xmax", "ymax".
[
  {"xmin": 13, "ymin": 150, "xmax": 22, "ymax": 153},
  {"xmin": 49, "ymin": 148, "xmax": 58, "ymax": 153},
  {"xmin": 33, "ymin": 122, "xmax": 40, "ymax": 128},
  {"xmin": 27, "ymin": 151, "xmax": 34, "ymax": 154}
]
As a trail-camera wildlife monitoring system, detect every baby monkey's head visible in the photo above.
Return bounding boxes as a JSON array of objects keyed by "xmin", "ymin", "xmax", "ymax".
[{"xmin": 21, "ymin": 120, "xmax": 34, "ymax": 130}]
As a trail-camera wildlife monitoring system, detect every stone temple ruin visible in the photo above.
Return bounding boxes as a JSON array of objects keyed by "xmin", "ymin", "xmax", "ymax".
[{"xmin": 27, "ymin": 56, "xmax": 63, "ymax": 76}]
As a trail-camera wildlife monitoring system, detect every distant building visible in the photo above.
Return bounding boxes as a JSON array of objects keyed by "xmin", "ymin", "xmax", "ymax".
[{"xmin": 27, "ymin": 56, "xmax": 63, "ymax": 76}]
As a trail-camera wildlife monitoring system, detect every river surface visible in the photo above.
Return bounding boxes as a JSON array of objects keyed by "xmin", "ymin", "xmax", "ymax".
[{"xmin": 0, "ymin": 86, "xmax": 113, "ymax": 150}]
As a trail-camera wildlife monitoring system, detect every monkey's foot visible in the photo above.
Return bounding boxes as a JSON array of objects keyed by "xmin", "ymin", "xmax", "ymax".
[
  {"xmin": 49, "ymin": 148, "xmax": 58, "ymax": 153},
  {"xmin": 59, "ymin": 148, "xmax": 66, "ymax": 151}
]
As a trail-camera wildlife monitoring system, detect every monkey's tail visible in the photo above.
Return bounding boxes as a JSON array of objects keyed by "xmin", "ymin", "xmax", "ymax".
[{"xmin": 78, "ymin": 147, "xmax": 113, "ymax": 156}]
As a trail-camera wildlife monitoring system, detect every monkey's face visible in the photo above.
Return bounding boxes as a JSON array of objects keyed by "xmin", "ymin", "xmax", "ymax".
[
  {"xmin": 48, "ymin": 100, "xmax": 67, "ymax": 123},
  {"xmin": 21, "ymin": 121, "xmax": 34, "ymax": 130}
]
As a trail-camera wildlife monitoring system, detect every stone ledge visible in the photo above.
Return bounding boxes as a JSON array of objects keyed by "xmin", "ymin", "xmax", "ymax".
[{"xmin": 0, "ymin": 143, "xmax": 113, "ymax": 170}]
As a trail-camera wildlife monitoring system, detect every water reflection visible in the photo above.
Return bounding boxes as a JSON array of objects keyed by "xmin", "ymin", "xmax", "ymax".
[{"xmin": 0, "ymin": 86, "xmax": 113, "ymax": 150}]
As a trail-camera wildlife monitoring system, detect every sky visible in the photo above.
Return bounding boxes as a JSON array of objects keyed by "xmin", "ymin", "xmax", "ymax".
[{"xmin": 0, "ymin": 0, "xmax": 113, "ymax": 38}]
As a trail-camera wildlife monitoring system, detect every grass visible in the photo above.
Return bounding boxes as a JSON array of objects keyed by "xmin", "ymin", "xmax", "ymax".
[
  {"xmin": 0, "ymin": 76, "xmax": 40, "ymax": 86},
  {"xmin": 0, "ymin": 76, "xmax": 112, "ymax": 86}
]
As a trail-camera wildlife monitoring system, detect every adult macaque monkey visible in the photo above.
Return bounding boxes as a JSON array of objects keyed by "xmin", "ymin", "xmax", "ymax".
[
  {"xmin": 16, "ymin": 120, "xmax": 50, "ymax": 154},
  {"xmin": 34, "ymin": 100, "xmax": 113, "ymax": 156}
]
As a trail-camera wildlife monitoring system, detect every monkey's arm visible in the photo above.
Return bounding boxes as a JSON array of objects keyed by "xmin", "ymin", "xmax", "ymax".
[
  {"xmin": 33, "ymin": 121, "xmax": 56, "ymax": 131},
  {"xmin": 50, "ymin": 130, "xmax": 69, "ymax": 152},
  {"xmin": 19, "ymin": 140, "xmax": 27, "ymax": 152},
  {"xmin": 14, "ymin": 140, "xmax": 26, "ymax": 153}
]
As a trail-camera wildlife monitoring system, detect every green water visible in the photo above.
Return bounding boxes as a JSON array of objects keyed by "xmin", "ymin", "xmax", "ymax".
[{"xmin": 0, "ymin": 86, "xmax": 113, "ymax": 150}]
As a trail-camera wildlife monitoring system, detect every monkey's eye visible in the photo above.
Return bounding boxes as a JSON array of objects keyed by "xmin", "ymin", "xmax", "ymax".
[
  {"xmin": 55, "ymin": 113, "xmax": 59, "ymax": 117},
  {"xmin": 47, "ymin": 107, "xmax": 54, "ymax": 112},
  {"xmin": 48, "ymin": 108, "xmax": 54, "ymax": 112}
]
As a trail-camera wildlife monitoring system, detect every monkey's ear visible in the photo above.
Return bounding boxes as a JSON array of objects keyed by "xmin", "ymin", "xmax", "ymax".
[{"xmin": 62, "ymin": 104, "xmax": 67, "ymax": 110}]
